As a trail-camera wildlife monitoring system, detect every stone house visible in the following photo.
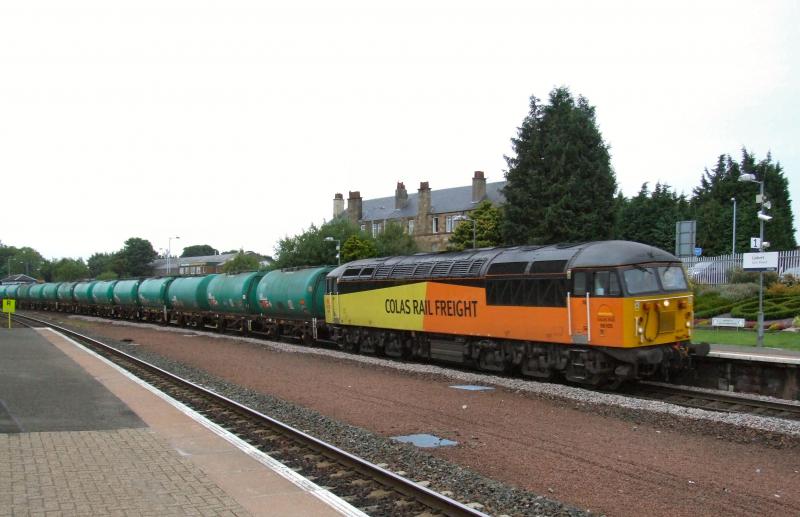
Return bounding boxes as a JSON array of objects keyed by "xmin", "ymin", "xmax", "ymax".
[{"xmin": 333, "ymin": 171, "xmax": 506, "ymax": 252}]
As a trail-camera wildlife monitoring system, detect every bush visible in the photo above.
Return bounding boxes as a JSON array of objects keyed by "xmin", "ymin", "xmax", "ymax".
[
  {"xmin": 728, "ymin": 267, "xmax": 778, "ymax": 286},
  {"xmin": 767, "ymin": 283, "xmax": 800, "ymax": 297},
  {"xmin": 730, "ymin": 295, "xmax": 800, "ymax": 320},
  {"xmin": 718, "ymin": 283, "xmax": 760, "ymax": 302},
  {"xmin": 793, "ymin": 315, "xmax": 800, "ymax": 328}
]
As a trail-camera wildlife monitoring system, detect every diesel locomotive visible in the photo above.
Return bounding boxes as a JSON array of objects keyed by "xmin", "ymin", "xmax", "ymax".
[{"xmin": 2, "ymin": 240, "xmax": 707, "ymax": 387}]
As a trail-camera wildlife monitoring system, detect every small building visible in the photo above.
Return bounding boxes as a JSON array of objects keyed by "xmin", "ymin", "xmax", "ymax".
[
  {"xmin": 149, "ymin": 252, "xmax": 271, "ymax": 276},
  {"xmin": 333, "ymin": 171, "xmax": 506, "ymax": 252},
  {"xmin": 0, "ymin": 274, "xmax": 38, "ymax": 284},
  {"xmin": 150, "ymin": 253, "xmax": 238, "ymax": 276}
]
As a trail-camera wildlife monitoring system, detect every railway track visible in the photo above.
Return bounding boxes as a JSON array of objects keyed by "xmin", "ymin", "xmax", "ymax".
[
  {"xmin": 13, "ymin": 313, "xmax": 487, "ymax": 517},
  {"xmin": 626, "ymin": 382, "xmax": 800, "ymax": 421}
]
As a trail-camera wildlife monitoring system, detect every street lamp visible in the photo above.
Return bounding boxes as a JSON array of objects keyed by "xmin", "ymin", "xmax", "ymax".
[
  {"xmin": 324, "ymin": 237, "xmax": 341, "ymax": 265},
  {"xmin": 167, "ymin": 236, "xmax": 180, "ymax": 275},
  {"xmin": 739, "ymin": 173, "xmax": 768, "ymax": 347},
  {"xmin": 453, "ymin": 215, "xmax": 476, "ymax": 249},
  {"xmin": 731, "ymin": 197, "xmax": 737, "ymax": 255}
]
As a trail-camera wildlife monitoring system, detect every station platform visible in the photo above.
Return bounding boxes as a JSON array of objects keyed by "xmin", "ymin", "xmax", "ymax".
[
  {"xmin": 708, "ymin": 342, "xmax": 800, "ymax": 365},
  {"xmin": 0, "ymin": 328, "xmax": 362, "ymax": 516}
]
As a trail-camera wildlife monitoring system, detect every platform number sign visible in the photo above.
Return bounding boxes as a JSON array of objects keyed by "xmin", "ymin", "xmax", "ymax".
[{"xmin": 2, "ymin": 299, "xmax": 14, "ymax": 329}]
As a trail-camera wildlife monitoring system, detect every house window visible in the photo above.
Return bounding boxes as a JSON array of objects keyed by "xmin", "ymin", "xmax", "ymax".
[
  {"xmin": 445, "ymin": 215, "xmax": 454, "ymax": 233},
  {"xmin": 432, "ymin": 217, "xmax": 439, "ymax": 234},
  {"xmin": 372, "ymin": 222, "xmax": 380, "ymax": 237},
  {"xmin": 408, "ymin": 220, "xmax": 414, "ymax": 235},
  {"xmin": 360, "ymin": 224, "xmax": 366, "ymax": 232}
]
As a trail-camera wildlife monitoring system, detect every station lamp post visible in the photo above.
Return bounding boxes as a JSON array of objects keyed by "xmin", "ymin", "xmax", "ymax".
[
  {"xmin": 453, "ymin": 215, "xmax": 476, "ymax": 249},
  {"xmin": 731, "ymin": 197, "xmax": 737, "ymax": 255},
  {"xmin": 324, "ymin": 237, "xmax": 341, "ymax": 265},
  {"xmin": 167, "ymin": 236, "xmax": 180, "ymax": 275},
  {"xmin": 739, "ymin": 173, "xmax": 771, "ymax": 347}
]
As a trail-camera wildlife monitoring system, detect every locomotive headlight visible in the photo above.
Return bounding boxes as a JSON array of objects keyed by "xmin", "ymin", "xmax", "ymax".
[
  {"xmin": 686, "ymin": 321, "xmax": 691, "ymax": 327},
  {"xmin": 663, "ymin": 300, "xmax": 670, "ymax": 307},
  {"xmin": 638, "ymin": 326, "xmax": 644, "ymax": 334}
]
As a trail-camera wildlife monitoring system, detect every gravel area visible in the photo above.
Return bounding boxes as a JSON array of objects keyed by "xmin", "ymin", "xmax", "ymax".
[{"xmin": 33, "ymin": 312, "xmax": 800, "ymax": 516}]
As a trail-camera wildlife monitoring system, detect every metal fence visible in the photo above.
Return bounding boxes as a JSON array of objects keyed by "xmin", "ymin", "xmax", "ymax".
[{"xmin": 680, "ymin": 250, "xmax": 800, "ymax": 284}]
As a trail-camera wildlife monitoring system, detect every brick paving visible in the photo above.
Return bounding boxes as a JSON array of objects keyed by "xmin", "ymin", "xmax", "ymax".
[{"xmin": 0, "ymin": 429, "xmax": 250, "ymax": 516}]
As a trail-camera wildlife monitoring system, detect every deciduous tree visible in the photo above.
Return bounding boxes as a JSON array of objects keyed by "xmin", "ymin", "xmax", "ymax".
[
  {"xmin": 448, "ymin": 201, "xmax": 503, "ymax": 251},
  {"xmin": 181, "ymin": 245, "xmax": 219, "ymax": 257}
]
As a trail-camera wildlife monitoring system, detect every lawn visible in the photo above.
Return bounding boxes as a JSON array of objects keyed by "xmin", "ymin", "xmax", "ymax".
[{"xmin": 692, "ymin": 328, "xmax": 800, "ymax": 351}]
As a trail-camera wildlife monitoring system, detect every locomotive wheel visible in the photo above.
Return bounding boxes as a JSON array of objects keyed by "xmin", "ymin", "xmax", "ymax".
[{"xmin": 478, "ymin": 349, "xmax": 508, "ymax": 373}]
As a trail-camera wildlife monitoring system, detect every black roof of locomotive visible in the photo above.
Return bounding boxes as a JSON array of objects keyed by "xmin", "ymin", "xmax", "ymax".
[{"xmin": 328, "ymin": 241, "xmax": 679, "ymax": 282}]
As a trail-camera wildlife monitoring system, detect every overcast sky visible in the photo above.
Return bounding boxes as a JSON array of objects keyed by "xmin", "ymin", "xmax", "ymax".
[{"xmin": 1, "ymin": 0, "xmax": 798, "ymax": 260}]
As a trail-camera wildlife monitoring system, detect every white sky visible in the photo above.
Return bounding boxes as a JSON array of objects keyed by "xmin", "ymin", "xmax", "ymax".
[{"xmin": 1, "ymin": 0, "xmax": 798, "ymax": 260}]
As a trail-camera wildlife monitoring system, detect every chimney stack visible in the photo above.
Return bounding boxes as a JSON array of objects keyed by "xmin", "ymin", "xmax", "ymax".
[
  {"xmin": 472, "ymin": 171, "xmax": 486, "ymax": 203},
  {"xmin": 415, "ymin": 181, "xmax": 432, "ymax": 233},
  {"xmin": 395, "ymin": 182, "xmax": 408, "ymax": 209},
  {"xmin": 347, "ymin": 191, "xmax": 363, "ymax": 222},
  {"xmin": 333, "ymin": 193, "xmax": 344, "ymax": 218}
]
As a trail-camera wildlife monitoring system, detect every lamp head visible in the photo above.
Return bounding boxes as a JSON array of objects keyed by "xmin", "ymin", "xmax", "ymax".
[
  {"xmin": 739, "ymin": 173, "xmax": 758, "ymax": 183},
  {"xmin": 757, "ymin": 212, "xmax": 773, "ymax": 222}
]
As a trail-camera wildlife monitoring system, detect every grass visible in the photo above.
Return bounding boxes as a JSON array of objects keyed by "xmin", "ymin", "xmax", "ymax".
[{"xmin": 692, "ymin": 328, "xmax": 800, "ymax": 351}]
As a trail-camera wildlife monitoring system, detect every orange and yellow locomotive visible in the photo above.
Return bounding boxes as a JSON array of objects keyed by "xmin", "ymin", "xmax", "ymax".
[{"xmin": 325, "ymin": 240, "xmax": 706, "ymax": 387}]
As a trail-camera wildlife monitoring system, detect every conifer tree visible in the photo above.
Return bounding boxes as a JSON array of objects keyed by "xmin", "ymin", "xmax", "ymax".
[
  {"xmin": 690, "ymin": 150, "xmax": 796, "ymax": 254},
  {"xmin": 501, "ymin": 87, "xmax": 616, "ymax": 244}
]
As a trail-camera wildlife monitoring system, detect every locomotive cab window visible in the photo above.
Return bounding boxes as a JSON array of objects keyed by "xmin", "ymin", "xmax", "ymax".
[
  {"xmin": 658, "ymin": 265, "xmax": 688, "ymax": 291},
  {"xmin": 573, "ymin": 272, "xmax": 587, "ymax": 296},
  {"xmin": 593, "ymin": 271, "xmax": 621, "ymax": 296},
  {"xmin": 622, "ymin": 267, "xmax": 659, "ymax": 294}
]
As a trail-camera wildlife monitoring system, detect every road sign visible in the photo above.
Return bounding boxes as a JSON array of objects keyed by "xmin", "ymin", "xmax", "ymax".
[
  {"xmin": 693, "ymin": 247, "xmax": 702, "ymax": 257},
  {"xmin": 743, "ymin": 252, "xmax": 779, "ymax": 271}
]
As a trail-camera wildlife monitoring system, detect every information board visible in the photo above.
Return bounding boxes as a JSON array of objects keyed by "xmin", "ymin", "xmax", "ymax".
[{"xmin": 743, "ymin": 252, "xmax": 779, "ymax": 271}]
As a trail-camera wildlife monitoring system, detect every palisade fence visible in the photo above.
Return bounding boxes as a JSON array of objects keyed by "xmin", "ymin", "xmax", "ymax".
[{"xmin": 680, "ymin": 250, "xmax": 800, "ymax": 285}]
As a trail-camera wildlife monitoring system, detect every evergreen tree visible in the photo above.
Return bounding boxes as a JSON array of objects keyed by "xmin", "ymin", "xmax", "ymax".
[
  {"xmin": 616, "ymin": 183, "xmax": 689, "ymax": 252},
  {"xmin": 501, "ymin": 87, "xmax": 616, "ymax": 244},
  {"xmin": 690, "ymin": 150, "xmax": 796, "ymax": 254}
]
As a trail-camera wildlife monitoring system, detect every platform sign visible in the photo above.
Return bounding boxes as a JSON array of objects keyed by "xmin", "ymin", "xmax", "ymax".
[
  {"xmin": 2, "ymin": 299, "xmax": 13, "ymax": 329},
  {"xmin": 743, "ymin": 252, "xmax": 779, "ymax": 271}
]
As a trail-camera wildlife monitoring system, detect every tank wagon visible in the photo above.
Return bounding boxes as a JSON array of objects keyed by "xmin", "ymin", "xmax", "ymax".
[
  {"xmin": 253, "ymin": 267, "xmax": 333, "ymax": 342},
  {"xmin": 8, "ymin": 240, "xmax": 706, "ymax": 387},
  {"xmin": 113, "ymin": 279, "xmax": 142, "ymax": 318}
]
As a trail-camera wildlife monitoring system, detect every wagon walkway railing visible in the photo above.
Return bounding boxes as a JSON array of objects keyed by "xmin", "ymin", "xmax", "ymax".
[{"xmin": 680, "ymin": 249, "xmax": 800, "ymax": 285}]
